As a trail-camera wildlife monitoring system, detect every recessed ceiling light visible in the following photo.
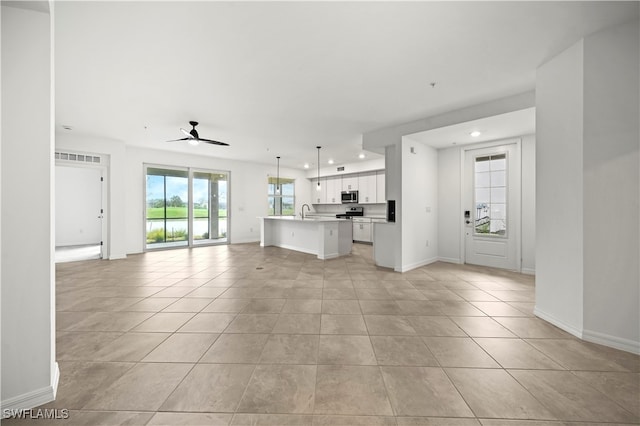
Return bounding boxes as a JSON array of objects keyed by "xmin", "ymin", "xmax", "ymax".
[
  {"xmin": 303, "ymin": 163, "xmax": 309, "ymax": 169},
  {"xmin": 358, "ymin": 153, "xmax": 366, "ymax": 159},
  {"xmin": 470, "ymin": 131, "xmax": 481, "ymax": 137},
  {"xmin": 328, "ymin": 159, "xmax": 334, "ymax": 165}
]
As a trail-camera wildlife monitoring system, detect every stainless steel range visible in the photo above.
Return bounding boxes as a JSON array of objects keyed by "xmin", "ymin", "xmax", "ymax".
[{"xmin": 336, "ymin": 206, "xmax": 364, "ymax": 219}]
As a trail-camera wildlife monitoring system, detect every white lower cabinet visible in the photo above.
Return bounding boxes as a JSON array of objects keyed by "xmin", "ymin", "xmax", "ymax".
[
  {"xmin": 352, "ymin": 218, "xmax": 372, "ymax": 243},
  {"xmin": 370, "ymin": 218, "xmax": 386, "ymax": 243}
]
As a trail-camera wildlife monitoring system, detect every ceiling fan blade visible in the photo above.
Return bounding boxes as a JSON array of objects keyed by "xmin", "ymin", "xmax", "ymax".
[
  {"xmin": 199, "ymin": 138, "xmax": 229, "ymax": 146},
  {"xmin": 180, "ymin": 128, "xmax": 191, "ymax": 137},
  {"xmin": 166, "ymin": 137, "xmax": 190, "ymax": 142}
]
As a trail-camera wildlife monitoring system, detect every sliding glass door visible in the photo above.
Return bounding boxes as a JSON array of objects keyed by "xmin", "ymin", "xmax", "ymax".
[
  {"xmin": 146, "ymin": 167, "xmax": 189, "ymax": 249},
  {"xmin": 145, "ymin": 165, "xmax": 229, "ymax": 250},
  {"xmin": 193, "ymin": 171, "xmax": 228, "ymax": 245}
]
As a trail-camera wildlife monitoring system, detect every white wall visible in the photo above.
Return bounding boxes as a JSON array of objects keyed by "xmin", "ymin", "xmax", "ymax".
[
  {"xmin": 521, "ymin": 135, "xmax": 536, "ymax": 274},
  {"xmin": 364, "ymin": 92, "xmax": 537, "ymax": 273},
  {"xmin": 536, "ymin": 18, "xmax": 640, "ymax": 353},
  {"xmin": 56, "ymin": 133, "xmax": 127, "ymax": 259},
  {"xmin": 305, "ymin": 157, "xmax": 385, "ymax": 179},
  {"xmin": 536, "ymin": 38, "xmax": 585, "ymax": 337},
  {"xmin": 124, "ymin": 146, "xmax": 312, "ymax": 254},
  {"xmin": 436, "ymin": 135, "xmax": 536, "ymax": 270},
  {"xmin": 437, "ymin": 146, "xmax": 462, "ymax": 263},
  {"xmin": 1, "ymin": 3, "xmax": 58, "ymax": 411},
  {"xmin": 582, "ymin": 20, "xmax": 639, "ymax": 349},
  {"xmin": 401, "ymin": 138, "xmax": 438, "ymax": 271},
  {"xmin": 55, "ymin": 166, "xmax": 103, "ymax": 246}
]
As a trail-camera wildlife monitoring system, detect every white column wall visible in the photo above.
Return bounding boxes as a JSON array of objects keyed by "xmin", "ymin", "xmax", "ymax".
[
  {"xmin": 1, "ymin": 3, "xmax": 58, "ymax": 410},
  {"xmin": 535, "ymin": 19, "xmax": 639, "ymax": 353},
  {"xmin": 582, "ymin": 20, "xmax": 639, "ymax": 350},
  {"xmin": 520, "ymin": 135, "xmax": 536, "ymax": 274},
  {"xmin": 401, "ymin": 138, "xmax": 438, "ymax": 271},
  {"xmin": 535, "ymin": 39, "xmax": 585, "ymax": 336}
]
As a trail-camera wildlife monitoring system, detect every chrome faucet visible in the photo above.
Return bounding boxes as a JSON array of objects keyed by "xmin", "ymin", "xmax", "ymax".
[{"xmin": 301, "ymin": 204, "xmax": 311, "ymax": 220}]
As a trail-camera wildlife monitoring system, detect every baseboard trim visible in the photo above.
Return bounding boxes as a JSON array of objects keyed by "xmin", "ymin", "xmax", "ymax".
[
  {"xmin": 319, "ymin": 253, "xmax": 340, "ymax": 260},
  {"xmin": 398, "ymin": 257, "xmax": 439, "ymax": 273},
  {"xmin": 234, "ymin": 238, "xmax": 260, "ymax": 245},
  {"xmin": 533, "ymin": 307, "xmax": 584, "ymax": 339},
  {"xmin": 266, "ymin": 243, "xmax": 316, "ymax": 256},
  {"xmin": 521, "ymin": 267, "xmax": 535, "ymax": 275},
  {"xmin": 437, "ymin": 257, "xmax": 462, "ymax": 264},
  {"xmin": 52, "ymin": 362, "xmax": 60, "ymax": 399},
  {"xmin": 582, "ymin": 329, "xmax": 640, "ymax": 355},
  {"xmin": 1, "ymin": 362, "xmax": 59, "ymax": 417}
]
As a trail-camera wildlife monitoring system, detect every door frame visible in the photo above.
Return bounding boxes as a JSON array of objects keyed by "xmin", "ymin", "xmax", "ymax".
[{"xmin": 459, "ymin": 138, "xmax": 522, "ymax": 271}]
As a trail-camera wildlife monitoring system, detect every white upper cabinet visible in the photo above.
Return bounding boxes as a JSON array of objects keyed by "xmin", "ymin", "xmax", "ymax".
[
  {"xmin": 358, "ymin": 172, "xmax": 377, "ymax": 204},
  {"xmin": 341, "ymin": 175, "xmax": 358, "ymax": 192},
  {"xmin": 376, "ymin": 170, "xmax": 386, "ymax": 203},
  {"xmin": 310, "ymin": 178, "xmax": 326, "ymax": 204},
  {"xmin": 325, "ymin": 176, "xmax": 342, "ymax": 204},
  {"xmin": 310, "ymin": 170, "xmax": 385, "ymax": 205}
]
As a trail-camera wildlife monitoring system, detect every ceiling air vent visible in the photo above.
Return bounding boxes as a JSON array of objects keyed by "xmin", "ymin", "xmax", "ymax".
[
  {"xmin": 337, "ymin": 166, "xmax": 345, "ymax": 172},
  {"xmin": 55, "ymin": 151, "xmax": 101, "ymax": 164}
]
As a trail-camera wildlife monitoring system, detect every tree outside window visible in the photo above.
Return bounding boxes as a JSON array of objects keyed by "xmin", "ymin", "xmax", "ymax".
[{"xmin": 268, "ymin": 177, "xmax": 295, "ymax": 216}]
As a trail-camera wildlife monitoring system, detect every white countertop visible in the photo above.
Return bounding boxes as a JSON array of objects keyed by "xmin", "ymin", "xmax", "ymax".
[
  {"xmin": 306, "ymin": 214, "xmax": 387, "ymax": 220},
  {"xmin": 260, "ymin": 216, "xmax": 347, "ymax": 223}
]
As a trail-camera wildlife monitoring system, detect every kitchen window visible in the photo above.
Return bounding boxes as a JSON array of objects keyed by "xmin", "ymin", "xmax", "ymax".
[{"xmin": 268, "ymin": 177, "xmax": 295, "ymax": 216}]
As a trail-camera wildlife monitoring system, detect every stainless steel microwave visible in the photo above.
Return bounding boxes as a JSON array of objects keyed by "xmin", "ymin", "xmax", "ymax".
[{"xmin": 341, "ymin": 191, "xmax": 358, "ymax": 204}]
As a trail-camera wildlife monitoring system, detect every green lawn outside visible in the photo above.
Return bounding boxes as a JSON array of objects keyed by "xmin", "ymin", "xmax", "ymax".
[{"xmin": 147, "ymin": 207, "xmax": 227, "ymax": 219}]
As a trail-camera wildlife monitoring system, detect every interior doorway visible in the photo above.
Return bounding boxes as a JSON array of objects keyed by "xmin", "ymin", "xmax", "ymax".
[
  {"xmin": 463, "ymin": 141, "xmax": 521, "ymax": 270},
  {"xmin": 55, "ymin": 164, "xmax": 105, "ymax": 262}
]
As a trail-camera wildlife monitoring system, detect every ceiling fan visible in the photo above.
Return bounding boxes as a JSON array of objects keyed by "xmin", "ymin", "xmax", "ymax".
[{"xmin": 167, "ymin": 121, "xmax": 229, "ymax": 146}]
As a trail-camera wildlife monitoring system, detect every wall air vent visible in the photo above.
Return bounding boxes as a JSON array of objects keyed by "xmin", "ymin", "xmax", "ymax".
[
  {"xmin": 337, "ymin": 166, "xmax": 345, "ymax": 172},
  {"xmin": 55, "ymin": 151, "xmax": 101, "ymax": 164}
]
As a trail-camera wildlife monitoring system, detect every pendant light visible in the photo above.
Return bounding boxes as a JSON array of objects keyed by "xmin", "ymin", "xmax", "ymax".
[
  {"xmin": 316, "ymin": 146, "xmax": 321, "ymax": 191},
  {"xmin": 276, "ymin": 156, "xmax": 280, "ymax": 194}
]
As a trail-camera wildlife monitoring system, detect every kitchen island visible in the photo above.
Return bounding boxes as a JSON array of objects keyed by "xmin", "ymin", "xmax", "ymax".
[{"xmin": 259, "ymin": 216, "xmax": 353, "ymax": 260}]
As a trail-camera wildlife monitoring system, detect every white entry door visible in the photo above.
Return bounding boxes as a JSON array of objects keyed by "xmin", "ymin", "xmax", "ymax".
[{"xmin": 463, "ymin": 142, "xmax": 520, "ymax": 270}]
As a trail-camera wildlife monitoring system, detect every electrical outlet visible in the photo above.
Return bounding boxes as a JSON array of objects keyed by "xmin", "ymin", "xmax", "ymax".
[
  {"xmin": 426, "ymin": 239, "xmax": 429, "ymax": 247},
  {"xmin": 250, "ymin": 227, "xmax": 253, "ymax": 233},
  {"xmin": 426, "ymin": 206, "xmax": 431, "ymax": 213}
]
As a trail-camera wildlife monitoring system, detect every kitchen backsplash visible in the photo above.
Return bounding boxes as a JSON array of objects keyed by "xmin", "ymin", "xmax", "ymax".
[{"xmin": 313, "ymin": 203, "xmax": 386, "ymax": 216}]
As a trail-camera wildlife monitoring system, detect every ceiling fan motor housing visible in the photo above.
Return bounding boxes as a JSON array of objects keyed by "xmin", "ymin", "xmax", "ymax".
[{"xmin": 189, "ymin": 121, "xmax": 199, "ymax": 138}]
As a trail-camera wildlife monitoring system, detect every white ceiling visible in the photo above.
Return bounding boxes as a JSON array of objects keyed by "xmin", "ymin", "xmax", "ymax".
[
  {"xmin": 54, "ymin": 1, "xmax": 638, "ymax": 169},
  {"xmin": 406, "ymin": 107, "xmax": 536, "ymax": 149}
]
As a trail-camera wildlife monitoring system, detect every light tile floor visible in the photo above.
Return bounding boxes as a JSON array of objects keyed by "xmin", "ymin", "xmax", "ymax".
[{"xmin": 5, "ymin": 243, "xmax": 639, "ymax": 425}]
